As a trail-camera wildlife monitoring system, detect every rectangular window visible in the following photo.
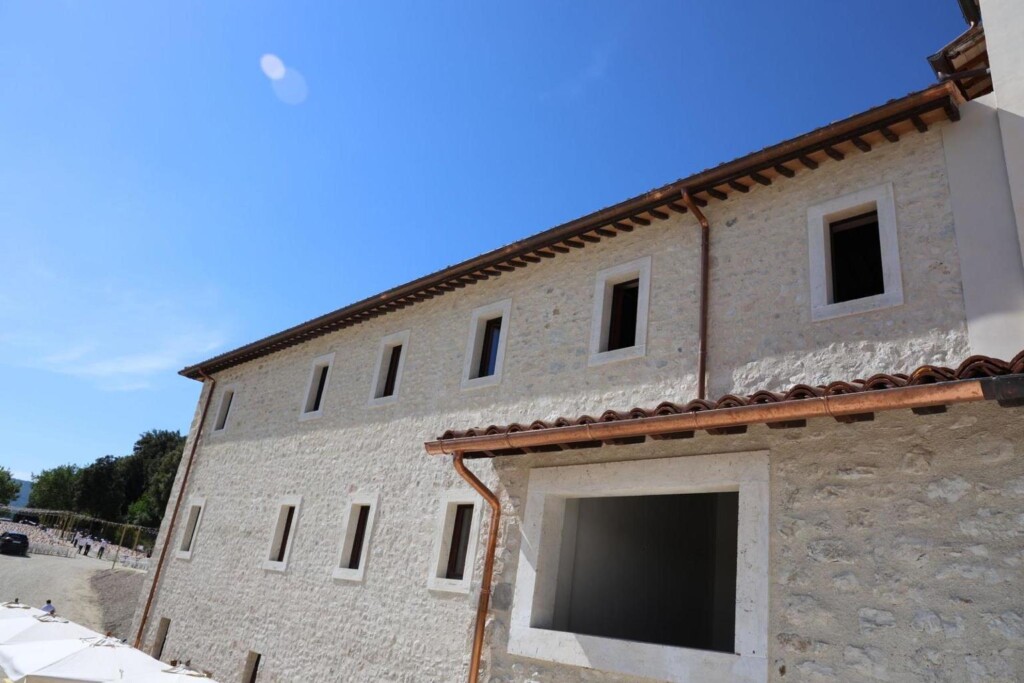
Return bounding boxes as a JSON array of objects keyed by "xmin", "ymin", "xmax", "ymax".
[
  {"xmin": 272, "ymin": 506, "xmax": 295, "ymax": 562},
  {"xmin": 242, "ymin": 651, "xmax": 262, "ymax": 683},
  {"xmin": 476, "ymin": 319, "xmax": 502, "ymax": 378},
  {"xmin": 175, "ymin": 498, "xmax": 205, "ymax": 560},
  {"xmin": 462, "ymin": 300, "xmax": 512, "ymax": 389},
  {"xmin": 552, "ymin": 492, "xmax": 737, "ymax": 652},
  {"xmin": 180, "ymin": 506, "xmax": 201, "ymax": 552},
  {"xmin": 151, "ymin": 617, "xmax": 170, "ymax": 661},
  {"xmin": 300, "ymin": 354, "xmax": 334, "ymax": 419},
  {"xmin": 829, "ymin": 211, "xmax": 884, "ymax": 303},
  {"xmin": 606, "ymin": 279, "xmax": 639, "ymax": 351},
  {"xmin": 347, "ymin": 506, "xmax": 371, "ymax": 569},
  {"xmin": 333, "ymin": 492, "xmax": 379, "ymax": 582},
  {"xmin": 309, "ymin": 366, "xmax": 329, "ymax": 413},
  {"xmin": 445, "ymin": 504, "xmax": 474, "ymax": 580},
  {"xmin": 509, "ymin": 452, "xmax": 769, "ymax": 682},
  {"xmin": 428, "ymin": 492, "xmax": 481, "ymax": 592},
  {"xmin": 370, "ymin": 331, "xmax": 409, "ymax": 404},
  {"xmin": 589, "ymin": 257, "xmax": 651, "ymax": 366},
  {"xmin": 381, "ymin": 346, "xmax": 402, "ymax": 397},
  {"xmin": 213, "ymin": 388, "xmax": 235, "ymax": 432},
  {"xmin": 808, "ymin": 182, "xmax": 903, "ymax": 321},
  {"xmin": 264, "ymin": 496, "xmax": 302, "ymax": 571}
]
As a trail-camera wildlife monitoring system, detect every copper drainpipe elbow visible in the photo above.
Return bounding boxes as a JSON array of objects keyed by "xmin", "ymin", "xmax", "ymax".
[
  {"xmin": 681, "ymin": 191, "xmax": 711, "ymax": 400},
  {"xmin": 453, "ymin": 452, "xmax": 501, "ymax": 683},
  {"xmin": 134, "ymin": 371, "xmax": 217, "ymax": 649}
]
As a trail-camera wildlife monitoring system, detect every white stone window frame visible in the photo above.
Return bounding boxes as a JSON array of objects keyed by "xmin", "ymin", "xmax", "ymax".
[
  {"xmin": 211, "ymin": 383, "xmax": 238, "ymax": 433},
  {"xmin": 368, "ymin": 330, "xmax": 410, "ymax": 406},
  {"xmin": 332, "ymin": 491, "xmax": 381, "ymax": 583},
  {"xmin": 587, "ymin": 256, "xmax": 652, "ymax": 367},
  {"xmin": 263, "ymin": 495, "xmax": 302, "ymax": 573},
  {"xmin": 461, "ymin": 299, "xmax": 512, "ymax": 390},
  {"xmin": 426, "ymin": 489, "xmax": 483, "ymax": 594},
  {"xmin": 807, "ymin": 182, "xmax": 904, "ymax": 321},
  {"xmin": 508, "ymin": 451, "xmax": 769, "ymax": 683},
  {"xmin": 175, "ymin": 496, "xmax": 206, "ymax": 561},
  {"xmin": 299, "ymin": 353, "xmax": 335, "ymax": 421}
]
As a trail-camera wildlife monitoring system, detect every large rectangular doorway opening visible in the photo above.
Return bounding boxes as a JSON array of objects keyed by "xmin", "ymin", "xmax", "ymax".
[{"xmin": 551, "ymin": 491, "xmax": 738, "ymax": 653}]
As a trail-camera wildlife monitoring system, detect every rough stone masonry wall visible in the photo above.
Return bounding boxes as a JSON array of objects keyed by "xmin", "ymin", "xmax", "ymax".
[
  {"xmin": 130, "ymin": 125, "xmax": 979, "ymax": 682},
  {"xmin": 485, "ymin": 401, "xmax": 1024, "ymax": 683}
]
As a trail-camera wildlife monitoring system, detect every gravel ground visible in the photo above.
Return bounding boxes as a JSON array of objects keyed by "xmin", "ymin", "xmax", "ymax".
[
  {"xmin": 0, "ymin": 552, "xmax": 144, "ymax": 638},
  {"xmin": 89, "ymin": 567, "xmax": 146, "ymax": 639}
]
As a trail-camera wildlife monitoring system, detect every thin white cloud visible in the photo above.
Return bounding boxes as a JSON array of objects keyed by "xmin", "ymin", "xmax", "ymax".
[{"xmin": 0, "ymin": 257, "xmax": 228, "ymax": 391}]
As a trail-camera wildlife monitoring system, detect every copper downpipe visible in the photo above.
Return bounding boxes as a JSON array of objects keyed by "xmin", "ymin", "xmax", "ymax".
[
  {"xmin": 681, "ymin": 191, "xmax": 711, "ymax": 400},
  {"xmin": 134, "ymin": 372, "xmax": 217, "ymax": 649},
  {"xmin": 425, "ymin": 379, "xmax": 990, "ymax": 456},
  {"xmin": 452, "ymin": 452, "xmax": 501, "ymax": 683}
]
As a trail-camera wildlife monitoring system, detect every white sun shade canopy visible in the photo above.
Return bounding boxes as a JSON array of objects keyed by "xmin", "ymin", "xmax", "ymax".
[
  {"xmin": 0, "ymin": 636, "xmax": 220, "ymax": 683},
  {"xmin": 0, "ymin": 616, "xmax": 100, "ymax": 645}
]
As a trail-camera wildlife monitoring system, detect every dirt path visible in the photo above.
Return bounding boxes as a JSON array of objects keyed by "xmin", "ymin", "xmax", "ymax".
[{"xmin": 0, "ymin": 552, "xmax": 144, "ymax": 638}]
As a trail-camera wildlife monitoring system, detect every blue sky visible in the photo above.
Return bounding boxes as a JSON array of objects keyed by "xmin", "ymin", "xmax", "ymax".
[{"xmin": 0, "ymin": 2, "xmax": 965, "ymax": 480}]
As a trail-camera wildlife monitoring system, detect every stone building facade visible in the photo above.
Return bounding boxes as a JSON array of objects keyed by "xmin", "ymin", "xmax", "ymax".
[{"xmin": 132, "ymin": 3, "xmax": 1024, "ymax": 681}]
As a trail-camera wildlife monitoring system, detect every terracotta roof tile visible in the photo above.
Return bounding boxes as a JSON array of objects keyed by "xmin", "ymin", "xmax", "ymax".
[{"xmin": 437, "ymin": 349, "xmax": 1024, "ymax": 441}]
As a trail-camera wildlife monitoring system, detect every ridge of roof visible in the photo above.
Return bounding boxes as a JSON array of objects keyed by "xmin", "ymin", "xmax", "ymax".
[
  {"xmin": 181, "ymin": 81, "xmax": 963, "ymax": 380},
  {"xmin": 430, "ymin": 349, "xmax": 1024, "ymax": 457}
]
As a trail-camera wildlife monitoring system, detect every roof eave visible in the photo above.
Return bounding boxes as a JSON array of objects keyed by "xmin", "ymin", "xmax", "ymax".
[{"xmin": 181, "ymin": 81, "xmax": 963, "ymax": 381}]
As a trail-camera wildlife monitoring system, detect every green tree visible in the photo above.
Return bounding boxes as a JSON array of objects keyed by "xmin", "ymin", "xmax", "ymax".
[
  {"xmin": 28, "ymin": 465, "xmax": 80, "ymax": 509},
  {"xmin": 119, "ymin": 430, "xmax": 185, "ymax": 519},
  {"xmin": 0, "ymin": 467, "xmax": 20, "ymax": 506},
  {"xmin": 75, "ymin": 455, "xmax": 125, "ymax": 521}
]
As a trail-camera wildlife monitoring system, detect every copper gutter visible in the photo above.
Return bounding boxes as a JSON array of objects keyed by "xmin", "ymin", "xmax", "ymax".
[
  {"xmin": 425, "ymin": 379, "xmax": 990, "ymax": 456},
  {"xmin": 452, "ymin": 452, "xmax": 500, "ymax": 683},
  {"xmin": 134, "ymin": 372, "xmax": 217, "ymax": 649},
  {"xmin": 681, "ymin": 191, "xmax": 710, "ymax": 400}
]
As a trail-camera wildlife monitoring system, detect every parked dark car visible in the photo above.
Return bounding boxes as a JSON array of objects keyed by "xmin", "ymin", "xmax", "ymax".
[{"xmin": 0, "ymin": 532, "xmax": 29, "ymax": 556}]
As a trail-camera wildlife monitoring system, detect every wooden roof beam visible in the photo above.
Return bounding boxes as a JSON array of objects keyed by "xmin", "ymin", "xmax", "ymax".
[
  {"xmin": 706, "ymin": 187, "xmax": 727, "ymax": 201},
  {"xmin": 880, "ymin": 126, "xmax": 899, "ymax": 143},
  {"xmin": 851, "ymin": 136, "xmax": 872, "ymax": 152},
  {"xmin": 750, "ymin": 172, "xmax": 772, "ymax": 186},
  {"xmin": 798, "ymin": 155, "xmax": 818, "ymax": 170},
  {"xmin": 728, "ymin": 180, "xmax": 749, "ymax": 193},
  {"xmin": 824, "ymin": 146, "xmax": 845, "ymax": 161},
  {"xmin": 911, "ymin": 115, "xmax": 928, "ymax": 132},
  {"xmin": 773, "ymin": 164, "xmax": 795, "ymax": 178},
  {"xmin": 648, "ymin": 208, "xmax": 670, "ymax": 220}
]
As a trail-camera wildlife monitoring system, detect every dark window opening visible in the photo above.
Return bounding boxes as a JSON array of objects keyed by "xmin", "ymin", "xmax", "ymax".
[
  {"xmin": 346, "ymin": 505, "xmax": 372, "ymax": 570},
  {"xmin": 445, "ymin": 504, "xmax": 474, "ymax": 580},
  {"xmin": 272, "ymin": 506, "xmax": 296, "ymax": 562},
  {"xmin": 244, "ymin": 651, "xmax": 262, "ymax": 683},
  {"xmin": 829, "ymin": 211, "xmax": 884, "ymax": 303},
  {"xmin": 476, "ymin": 318, "xmax": 502, "ymax": 378},
  {"xmin": 380, "ymin": 345, "xmax": 403, "ymax": 398},
  {"xmin": 551, "ymin": 492, "xmax": 738, "ymax": 653},
  {"xmin": 607, "ymin": 279, "xmax": 639, "ymax": 351},
  {"xmin": 307, "ymin": 365, "xmax": 329, "ymax": 413},
  {"xmin": 215, "ymin": 391, "xmax": 233, "ymax": 430}
]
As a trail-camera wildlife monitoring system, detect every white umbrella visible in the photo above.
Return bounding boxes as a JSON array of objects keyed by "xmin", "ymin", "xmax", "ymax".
[
  {"xmin": 0, "ymin": 616, "xmax": 100, "ymax": 645},
  {"xmin": 13, "ymin": 637, "xmax": 217, "ymax": 682},
  {"xmin": 0, "ymin": 639, "xmax": 92, "ymax": 681},
  {"xmin": 0, "ymin": 605, "xmax": 44, "ymax": 621}
]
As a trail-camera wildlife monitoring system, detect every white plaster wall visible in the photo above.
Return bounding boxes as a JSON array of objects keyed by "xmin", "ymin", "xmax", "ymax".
[
  {"xmin": 941, "ymin": 95, "xmax": 1024, "ymax": 358},
  {"xmin": 979, "ymin": 0, "xmax": 1024, "ymax": 266},
  {"xmin": 130, "ymin": 123, "xmax": 988, "ymax": 682}
]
